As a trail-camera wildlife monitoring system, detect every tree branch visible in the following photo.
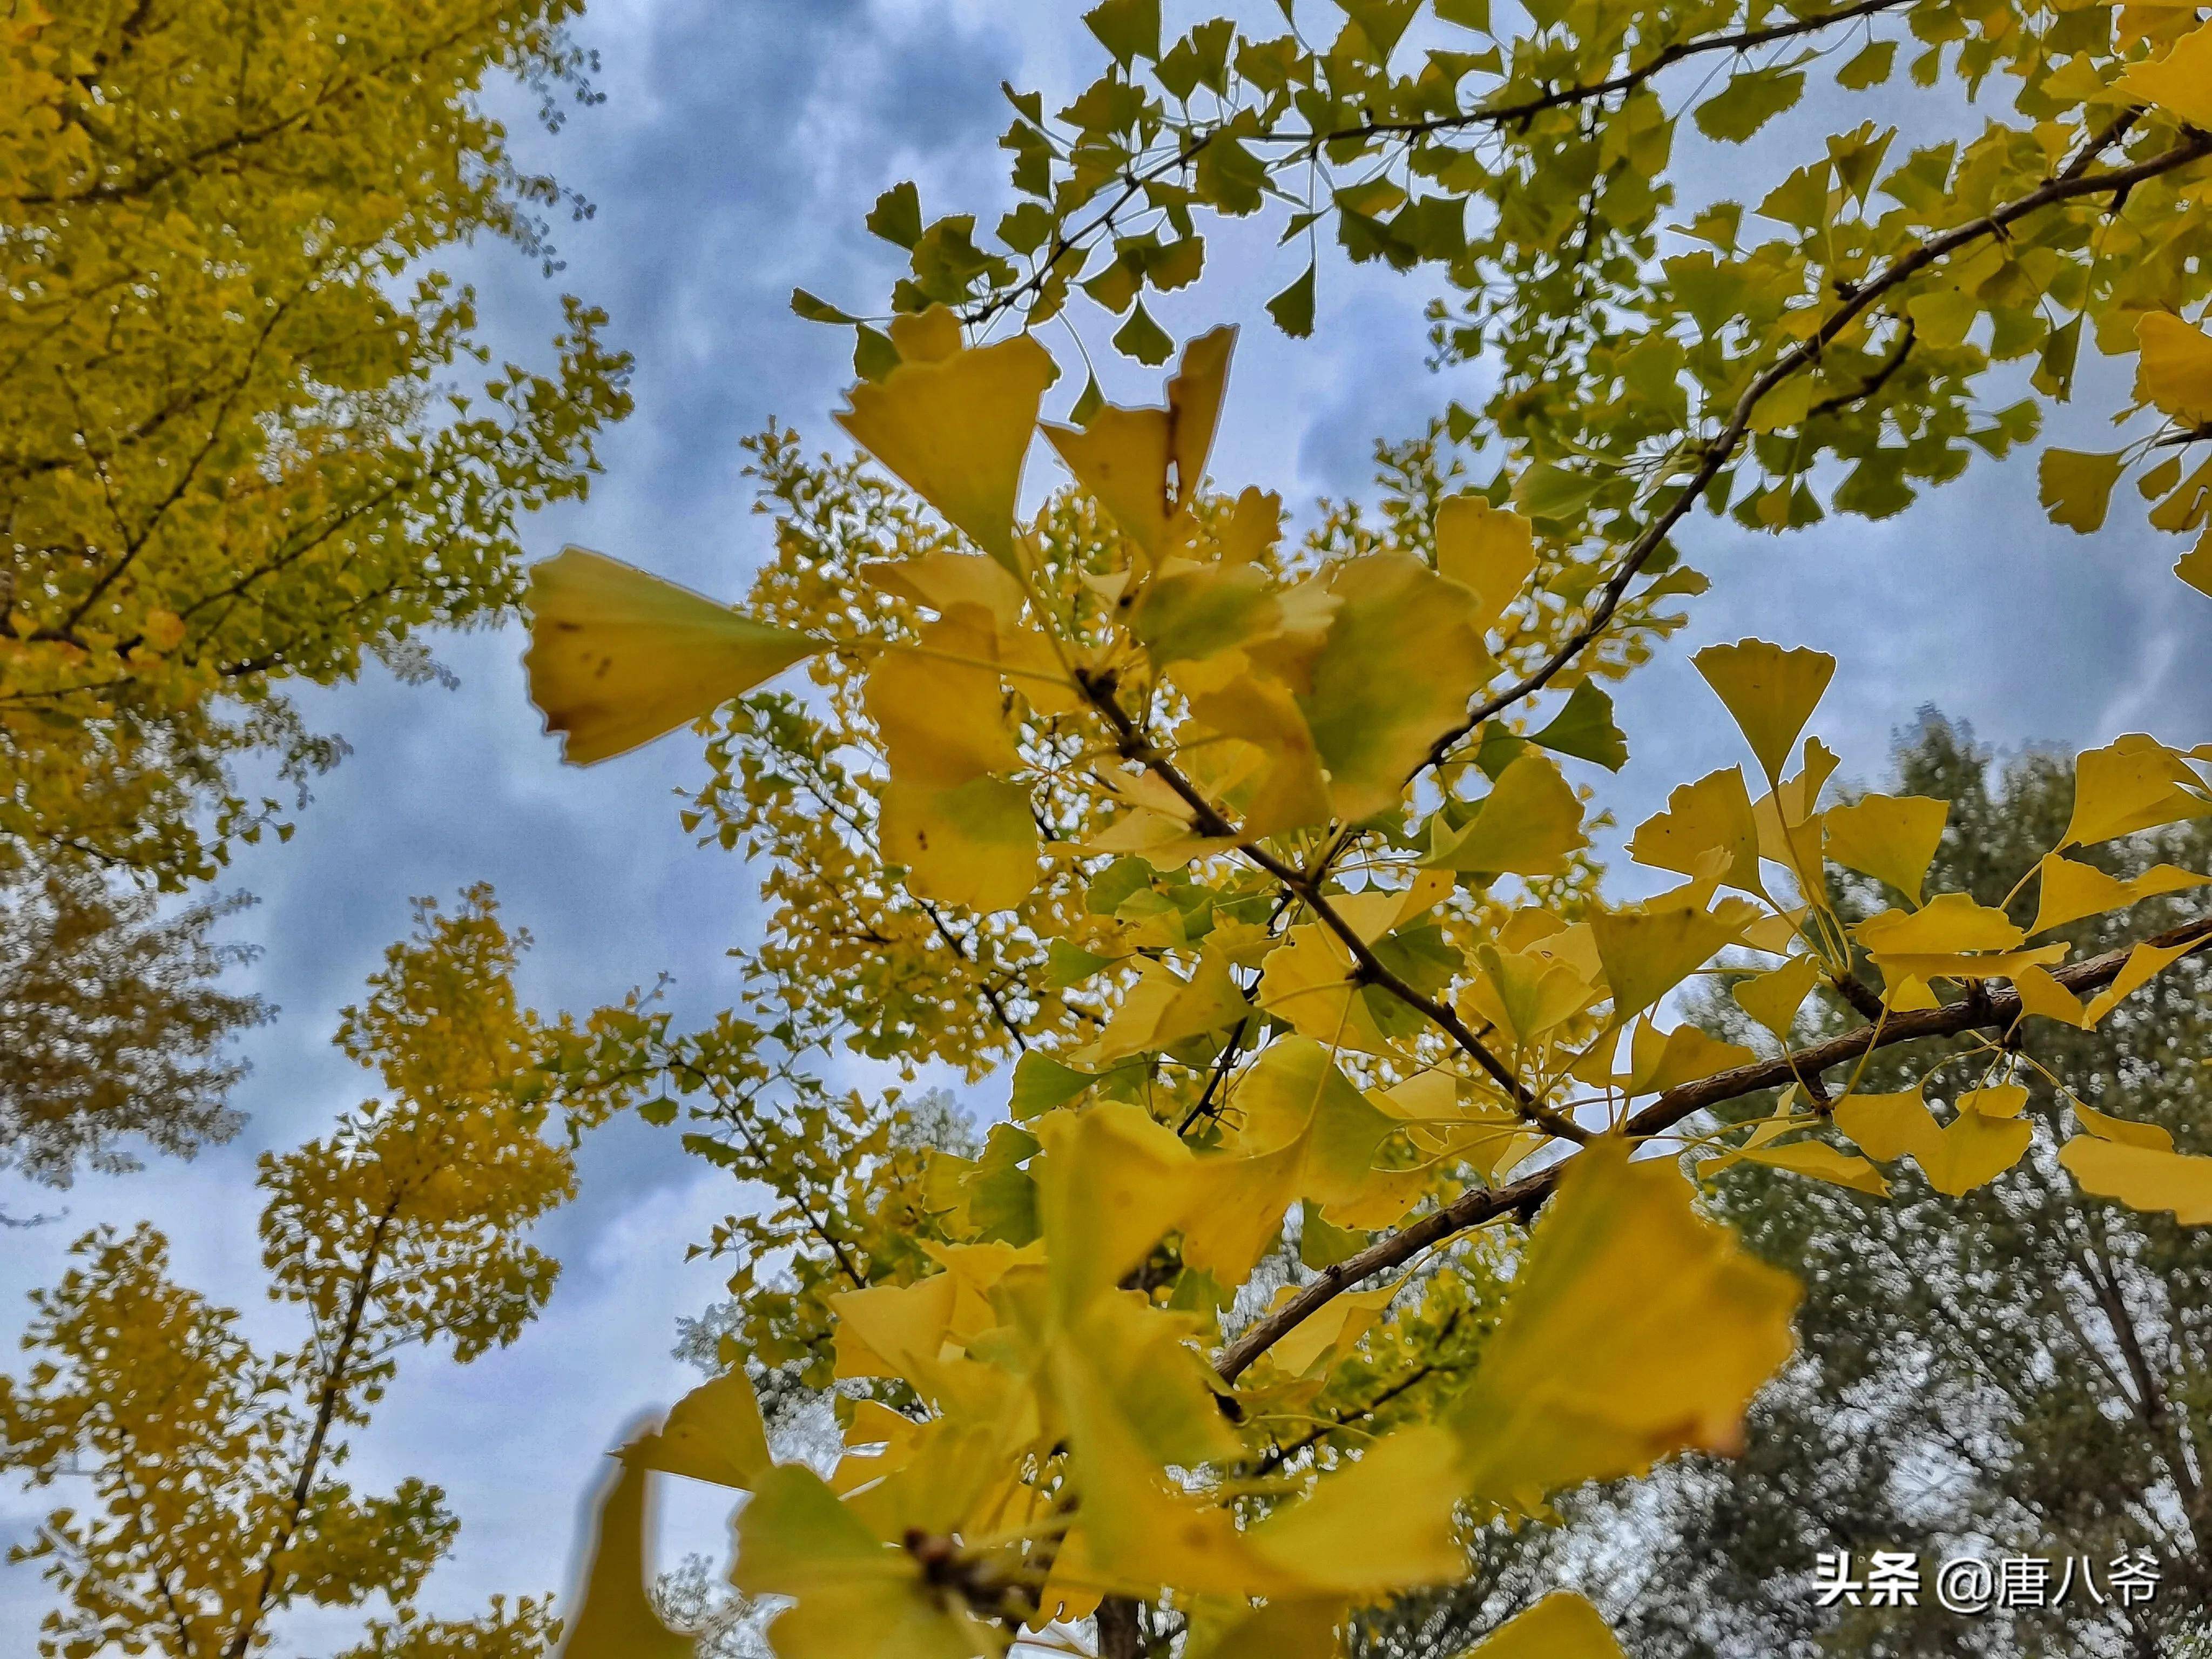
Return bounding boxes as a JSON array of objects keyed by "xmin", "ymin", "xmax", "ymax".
[
  {"xmin": 1216, "ymin": 913, "xmax": 2212, "ymax": 1382},
  {"xmin": 1420, "ymin": 127, "xmax": 2212, "ymax": 764}
]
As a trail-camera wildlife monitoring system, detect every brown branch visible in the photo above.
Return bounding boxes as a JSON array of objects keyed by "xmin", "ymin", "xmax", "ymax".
[
  {"xmin": 961, "ymin": 1, "xmax": 1916, "ymax": 333},
  {"xmin": 222, "ymin": 1201, "xmax": 401, "ymax": 1658},
  {"xmin": 1216, "ymin": 913, "xmax": 2212, "ymax": 1382},
  {"xmin": 1074, "ymin": 670, "xmax": 1586, "ymax": 1143},
  {"xmin": 1420, "ymin": 126, "xmax": 2212, "ymax": 765}
]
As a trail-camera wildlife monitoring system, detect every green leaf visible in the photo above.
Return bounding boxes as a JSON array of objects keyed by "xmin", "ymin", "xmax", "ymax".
[
  {"xmin": 1836, "ymin": 39, "xmax": 1896, "ymax": 91},
  {"xmin": 1693, "ymin": 69, "xmax": 1806, "ymax": 144},
  {"xmin": 1011, "ymin": 1050, "xmax": 1096, "ymax": 1120},
  {"xmin": 637, "ymin": 1096, "xmax": 679, "ymax": 1128},
  {"xmin": 1268, "ymin": 262, "xmax": 1317, "ymax": 338},
  {"xmin": 851, "ymin": 325, "xmax": 900, "ymax": 385},
  {"xmin": 1069, "ymin": 372, "xmax": 1105, "ymax": 427},
  {"xmin": 865, "ymin": 181, "xmax": 922, "ymax": 249},
  {"xmin": 789, "ymin": 288, "xmax": 858, "ymax": 325},
  {"xmin": 1512, "ymin": 461, "xmax": 1601, "ymax": 522},
  {"xmin": 1435, "ymin": 0, "xmax": 1491, "ymax": 31},
  {"xmin": 1114, "ymin": 300, "xmax": 1175, "ymax": 366},
  {"xmin": 1084, "ymin": 0, "xmax": 1161, "ymax": 65},
  {"xmin": 1530, "ymin": 682, "xmax": 1629, "ymax": 772}
]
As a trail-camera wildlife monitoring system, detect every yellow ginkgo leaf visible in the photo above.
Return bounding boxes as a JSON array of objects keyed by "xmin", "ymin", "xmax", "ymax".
[
  {"xmin": 1184, "ymin": 1599, "xmax": 1345, "ymax": 1659},
  {"xmin": 1630, "ymin": 767, "xmax": 1764, "ymax": 896},
  {"xmin": 2029, "ymin": 853, "xmax": 2209, "ymax": 934},
  {"xmin": 1448, "ymin": 1139, "xmax": 1799, "ymax": 1515},
  {"xmin": 2038, "ymin": 448, "xmax": 2127, "ymax": 534},
  {"xmin": 2123, "ymin": 312, "xmax": 2212, "ymax": 429},
  {"xmin": 1300, "ymin": 554, "xmax": 1495, "ymax": 822},
  {"xmin": 2118, "ymin": 24, "xmax": 2212, "ymax": 149},
  {"xmin": 1730, "ymin": 953, "xmax": 1822, "ymax": 1040},
  {"xmin": 1593, "ymin": 902, "xmax": 1742, "ymax": 1022},
  {"xmin": 837, "ymin": 328, "xmax": 1057, "ymax": 572},
  {"xmin": 867, "ymin": 607, "xmax": 1038, "ymax": 912},
  {"xmin": 881, "ymin": 775, "xmax": 1040, "ymax": 914},
  {"xmin": 1618, "ymin": 1019, "xmax": 1757, "ymax": 1096},
  {"xmin": 1833, "ymin": 1085, "xmax": 2033, "ymax": 1196},
  {"xmin": 623, "ymin": 1368, "xmax": 772, "ymax": 1492},
  {"xmin": 1700, "ymin": 1139, "xmax": 1891, "ymax": 1198},
  {"xmin": 2060, "ymin": 1135, "xmax": 2212, "ymax": 1225},
  {"xmin": 556, "ymin": 1454, "xmax": 696, "ymax": 1659},
  {"xmin": 1186, "ymin": 674, "xmax": 1335, "ymax": 839},
  {"xmin": 1232, "ymin": 1036, "xmax": 1400, "ymax": 1214},
  {"xmin": 524, "ymin": 548, "xmax": 820, "ymax": 766},
  {"xmin": 1045, "ymin": 327, "xmax": 1237, "ymax": 558},
  {"xmin": 1245, "ymin": 1424, "xmax": 1469, "ymax": 1593},
  {"xmin": 2062, "ymin": 734, "xmax": 2212, "ymax": 848},
  {"xmin": 731, "ymin": 1465, "xmax": 980, "ymax": 1659},
  {"xmin": 2180, "ymin": 531, "xmax": 2212, "ymax": 599},
  {"xmin": 1855, "ymin": 891, "xmax": 2021, "ymax": 952},
  {"xmin": 830, "ymin": 1274, "xmax": 961, "ymax": 1392},
  {"xmin": 1428, "ymin": 751, "xmax": 1589, "ymax": 875},
  {"xmin": 2071, "ymin": 1102, "xmax": 2176, "ymax": 1152},
  {"xmin": 1455, "ymin": 1593, "xmax": 1627, "ymax": 1659},
  {"xmin": 1435, "ymin": 494, "xmax": 1539, "ymax": 633},
  {"xmin": 1033, "ymin": 1102, "xmax": 1198, "ymax": 1316},
  {"xmin": 1090, "ymin": 949, "xmax": 1252, "ymax": 1064},
  {"xmin": 1692, "ymin": 639, "xmax": 1837, "ymax": 781},
  {"xmin": 1823, "ymin": 794, "xmax": 1948, "ymax": 904},
  {"xmin": 1256, "ymin": 925, "xmax": 1398, "ymax": 1055}
]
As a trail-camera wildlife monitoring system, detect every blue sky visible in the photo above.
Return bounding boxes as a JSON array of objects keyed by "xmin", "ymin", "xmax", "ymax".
[{"xmin": 4, "ymin": 0, "xmax": 2209, "ymax": 1648}]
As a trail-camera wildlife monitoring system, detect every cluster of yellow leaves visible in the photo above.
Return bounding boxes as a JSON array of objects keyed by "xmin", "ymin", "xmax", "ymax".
[
  {"xmin": 528, "ymin": 322, "xmax": 2212, "ymax": 1655},
  {"xmin": 0, "ymin": 0, "xmax": 630, "ymax": 884},
  {"xmin": 1, "ymin": 887, "xmax": 655, "ymax": 1658}
]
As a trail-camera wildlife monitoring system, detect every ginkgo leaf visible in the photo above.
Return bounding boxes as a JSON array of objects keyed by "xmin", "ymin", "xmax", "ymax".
[
  {"xmin": 2116, "ymin": 21, "xmax": 2212, "ymax": 136},
  {"xmin": 557, "ymin": 1455, "xmax": 696, "ymax": 1659},
  {"xmin": 1692, "ymin": 640, "xmax": 1836, "ymax": 780},
  {"xmin": 837, "ymin": 327, "xmax": 1057, "ymax": 572},
  {"xmin": 2135, "ymin": 312, "xmax": 2212, "ymax": 426},
  {"xmin": 2029, "ymin": 853, "xmax": 2209, "ymax": 934},
  {"xmin": 2060, "ymin": 1135, "xmax": 2212, "ymax": 1225},
  {"xmin": 2038, "ymin": 448, "xmax": 2126, "ymax": 533},
  {"xmin": 1245, "ymin": 1424, "xmax": 1469, "ymax": 1591},
  {"xmin": 1529, "ymin": 682, "xmax": 1629, "ymax": 772},
  {"xmin": 1257, "ymin": 925, "xmax": 1398, "ymax": 1055},
  {"xmin": 1630, "ymin": 768, "xmax": 1763, "ymax": 895},
  {"xmin": 1730, "ymin": 953, "xmax": 1821, "ymax": 1040},
  {"xmin": 1136, "ymin": 563, "xmax": 1281, "ymax": 664},
  {"xmin": 525, "ymin": 549, "xmax": 820, "ymax": 765},
  {"xmin": 2180, "ymin": 532, "xmax": 2212, "ymax": 599},
  {"xmin": 1301, "ymin": 554, "xmax": 1494, "ymax": 821},
  {"xmin": 1455, "ymin": 1593, "xmax": 1627, "ymax": 1659},
  {"xmin": 1428, "ymin": 751, "xmax": 1588, "ymax": 875},
  {"xmin": 1434, "ymin": 494, "xmax": 1537, "ymax": 633},
  {"xmin": 1448, "ymin": 1139, "xmax": 1798, "ymax": 1515},
  {"xmin": 1700, "ymin": 1140, "xmax": 1890, "ymax": 1198},
  {"xmin": 1046, "ymin": 327, "xmax": 1236, "ymax": 557},
  {"xmin": 1091, "ymin": 950, "xmax": 1251, "ymax": 1063},
  {"xmin": 1854, "ymin": 891, "xmax": 2022, "ymax": 957},
  {"xmin": 2061, "ymin": 734, "xmax": 2212, "ymax": 847},
  {"xmin": 731, "ymin": 1465, "xmax": 977, "ymax": 1659},
  {"xmin": 882, "ymin": 775, "xmax": 1040, "ymax": 914},
  {"xmin": 2071, "ymin": 1102, "xmax": 2176, "ymax": 1152},
  {"xmin": 623, "ymin": 1368, "xmax": 772, "ymax": 1492},
  {"xmin": 1613, "ymin": 1019, "xmax": 1757, "ymax": 1096},
  {"xmin": 1823, "ymin": 794, "xmax": 1948, "ymax": 904},
  {"xmin": 1833, "ymin": 1085, "xmax": 2033, "ymax": 1196},
  {"xmin": 1033, "ymin": 1102, "xmax": 1197, "ymax": 1316},
  {"xmin": 1593, "ymin": 903, "xmax": 1741, "ymax": 1022}
]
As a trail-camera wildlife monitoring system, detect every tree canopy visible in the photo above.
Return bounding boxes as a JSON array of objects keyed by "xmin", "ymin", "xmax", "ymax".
[
  {"xmin": 0, "ymin": 0, "xmax": 631, "ymax": 886},
  {"xmin": 517, "ymin": 2, "xmax": 2212, "ymax": 1638}
]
